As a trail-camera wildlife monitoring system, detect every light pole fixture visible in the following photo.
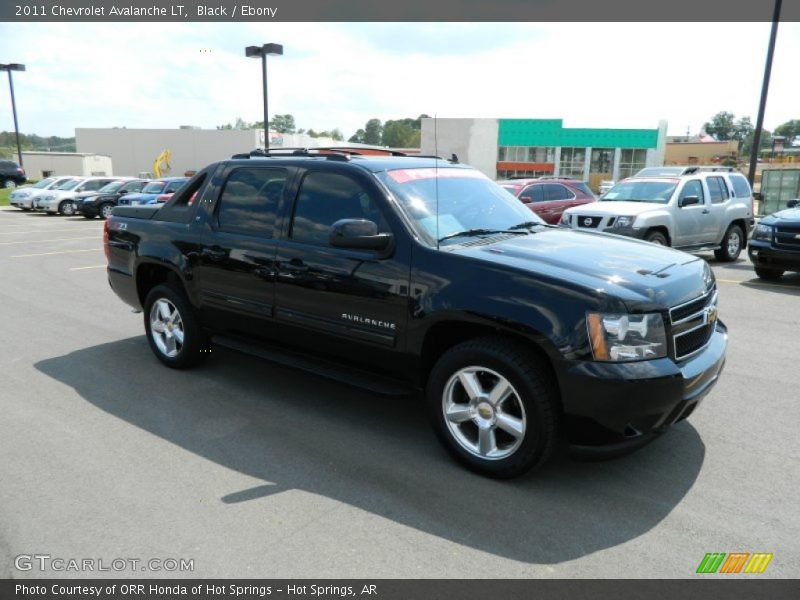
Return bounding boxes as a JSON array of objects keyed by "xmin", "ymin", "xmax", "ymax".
[
  {"xmin": 244, "ymin": 43, "xmax": 283, "ymax": 150},
  {"xmin": 0, "ymin": 63, "xmax": 26, "ymax": 168}
]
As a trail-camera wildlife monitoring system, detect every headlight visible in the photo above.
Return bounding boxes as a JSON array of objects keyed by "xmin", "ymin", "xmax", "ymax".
[
  {"xmin": 587, "ymin": 312, "xmax": 667, "ymax": 361},
  {"xmin": 752, "ymin": 223, "xmax": 773, "ymax": 242},
  {"xmin": 612, "ymin": 215, "xmax": 636, "ymax": 228},
  {"xmin": 560, "ymin": 213, "xmax": 571, "ymax": 226}
]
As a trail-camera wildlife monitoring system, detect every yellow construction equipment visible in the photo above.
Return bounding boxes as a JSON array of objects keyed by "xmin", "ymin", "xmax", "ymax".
[{"xmin": 152, "ymin": 149, "xmax": 172, "ymax": 178}]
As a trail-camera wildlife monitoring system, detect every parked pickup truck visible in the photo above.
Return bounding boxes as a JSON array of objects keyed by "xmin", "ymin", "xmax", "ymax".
[{"xmin": 105, "ymin": 151, "xmax": 727, "ymax": 478}]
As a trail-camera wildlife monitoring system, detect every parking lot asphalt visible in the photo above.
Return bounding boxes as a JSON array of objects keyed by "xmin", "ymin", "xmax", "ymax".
[{"xmin": 0, "ymin": 205, "xmax": 798, "ymax": 579}]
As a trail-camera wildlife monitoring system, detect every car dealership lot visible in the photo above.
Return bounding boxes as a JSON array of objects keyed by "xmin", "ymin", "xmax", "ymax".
[{"xmin": 0, "ymin": 206, "xmax": 798, "ymax": 579}]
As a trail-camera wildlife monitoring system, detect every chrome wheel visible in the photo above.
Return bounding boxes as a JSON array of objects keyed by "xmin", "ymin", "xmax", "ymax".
[
  {"xmin": 442, "ymin": 366, "xmax": 527, "ymax": 460},
  {"xmin": 149, "ymin": 299, "xmax": 185, "ymax": 358},
  {"xmin": 100, "ymin": 204, "xmax": 114, "ymax": 219},
  {"xmin": 61, "ymin": 201, "xmax": 75, "ymax": 216},
  {"xmin": 727, "ymin": 230, "xmax": 741, "ymax": 256}
]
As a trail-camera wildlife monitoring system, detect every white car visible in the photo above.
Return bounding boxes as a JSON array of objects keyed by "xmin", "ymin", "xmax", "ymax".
[
  {"xmin": 35, "ymin": 176, "xmax": 118, "ymax": 215},
  {"xmin": 8, "ymin": 176, "xmax": 75, "ymax": 210}
]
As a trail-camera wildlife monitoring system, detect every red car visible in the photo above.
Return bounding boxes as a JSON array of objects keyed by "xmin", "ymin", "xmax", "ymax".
[{"xmin": 498, "ymin": 177, "xmax": 596, "ymax": 224}]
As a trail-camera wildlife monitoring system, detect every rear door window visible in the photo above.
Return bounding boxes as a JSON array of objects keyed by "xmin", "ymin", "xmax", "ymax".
[
  {"xmin": 543, "ymin": 184, "xmax": 574, "ymax": 201},
  {"xmin": 216, "ymin": 168, "xmax": 288, "ymax": 238},
  {"xmin": 707, "ymin": 176, "xmax": 729, "ymax": 204}
]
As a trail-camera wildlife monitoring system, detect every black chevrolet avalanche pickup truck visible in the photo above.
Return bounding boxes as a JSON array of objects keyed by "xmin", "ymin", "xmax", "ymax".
[{"xmin": 104, "ymin": 151, "xmax": 727, "ymax": 478}]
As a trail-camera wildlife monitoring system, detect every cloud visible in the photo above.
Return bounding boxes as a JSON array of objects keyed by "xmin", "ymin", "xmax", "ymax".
[{"xmin": 0, "ymin": 22, "xmax": 798, "ymax": 139}]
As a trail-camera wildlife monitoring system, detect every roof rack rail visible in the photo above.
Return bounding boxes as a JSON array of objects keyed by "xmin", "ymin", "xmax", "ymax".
[{"xmin": 231, "ymin": 148, "xmax": 351, "ymax": 161}]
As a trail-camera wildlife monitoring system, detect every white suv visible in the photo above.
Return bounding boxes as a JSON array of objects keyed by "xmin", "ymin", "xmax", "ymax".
[
  {"xmin": 561, "ymin": 171, "xmax": 755, "ymax": 261},
  {"xmin": 35, "ymin": 176, "xmax": 118, "ymax": 215}
]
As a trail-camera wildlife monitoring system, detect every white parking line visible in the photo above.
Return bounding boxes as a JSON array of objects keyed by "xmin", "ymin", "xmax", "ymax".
[
  {"xmin": 69, "ymin": 265, "xmax": 106, "ymax": 271},
  {"xmin": 11, "ymin": 248, "xmax": 101, "ymax": 258},
  {"xmin": 0, "ymin": 236, "xmax": 100, "ymax": 246},
  {"xmin": 0, "ymin": 228, "xmax": 102, "ymax": 235}
]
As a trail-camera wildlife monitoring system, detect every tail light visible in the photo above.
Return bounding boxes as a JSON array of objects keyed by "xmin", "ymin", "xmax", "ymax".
[{"xmin": 103, "ymin": 219, "xmax": 110, "ymax": 262}]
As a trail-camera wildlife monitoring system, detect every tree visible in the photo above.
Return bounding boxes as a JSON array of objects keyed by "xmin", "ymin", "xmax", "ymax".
[
  {"xmin": 703, "ymin": 111, "xmax": 736, "ymax": 140},
  {"xmin": 741, "ymin": 128, "xmax": 772, "ymax": 155},
  {"xmin": 330, "ymin": 128, "xmax": 344, "ymax": 141},
  {"xmin": 733, "ymin": 116, "xmax": 753, "ymax": 141},
  {"xmin": 382, "ymin": 120, "xmax": 416, "ymax": 147},
  {"xmin": 348, "ymin": 129, "xmax": 366, "ymax": 144},
  {"xmin": 270, "ymin": 114, "xmax": 296, "ymax": 134},
  {"xmin": 364, "ymin": 119, "xmax": 383, "ymax": 145},
  {"xmin": 774, "ymin": 119, "xmax": 800, "ymax": 142}
]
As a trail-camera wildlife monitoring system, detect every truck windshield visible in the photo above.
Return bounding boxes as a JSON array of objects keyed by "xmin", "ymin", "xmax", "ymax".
[
  {"xmin": 601, "ymin": 180, "xmax": 677, "ymax": 204},
  {"xmin": 377, "ymin": 167, "xmax": 544, "ymax": 246}
]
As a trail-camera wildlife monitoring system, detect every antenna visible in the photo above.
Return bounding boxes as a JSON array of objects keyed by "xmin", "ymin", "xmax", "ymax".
[{"xmin": 434, "ymin": 114, "xmax": 439, "ymax": 250}]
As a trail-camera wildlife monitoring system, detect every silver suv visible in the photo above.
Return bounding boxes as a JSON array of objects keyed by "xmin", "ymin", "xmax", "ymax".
[{"xmin": 561, "ymin": 171, "xmax": 755, "ymax": 261}]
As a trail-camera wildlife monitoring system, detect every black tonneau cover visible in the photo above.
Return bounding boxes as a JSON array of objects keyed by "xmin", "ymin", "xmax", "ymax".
[{"xmin": 112, "ymin": 206, "xmax": 161, "ymax": 220}]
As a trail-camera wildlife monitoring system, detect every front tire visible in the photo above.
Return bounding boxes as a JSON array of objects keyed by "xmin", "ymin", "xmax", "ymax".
[
  {"xmin": 644, "ymin": 230, "xmax": 668, "ymax": 246},
  {"xmin": 143, "ymin": 283, "xmax": 209, "ymax": 369},
  {"xmin": 99, "ymin": 203, "xmax": 114, "ymax": 219},
  {"xmin": 714, "ymin": 225, "xmax": 744, "ymax": 262},
  {"xmin": 426, "ymin": 337, "xmax": 558, "ymax": 478},
  {"xmin": 59, "ymin": 200, "xmax": 76, "ymax": 216},
  {"xmin": 754, "ymin": 266, "xmax": 784, "ymax": 280}
]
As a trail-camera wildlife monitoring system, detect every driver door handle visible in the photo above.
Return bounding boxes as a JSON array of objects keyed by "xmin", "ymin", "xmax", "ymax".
[{"xmin": 702, "ymin": 209, "xmax": 710, "ymax": 214}]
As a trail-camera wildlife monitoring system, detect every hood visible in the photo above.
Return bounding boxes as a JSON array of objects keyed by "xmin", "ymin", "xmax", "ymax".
[
  {"xmin": 567, "ymin": 201, "xmax": 665, "ymax": 217},
  {"xmin": 453, "ymin": 228, "xmax": 712, "ymax": 310},
  {"xmin": 761, "ymin": 208, "xmax": 800, "ymax": 224},
  {"xmin": 76, "ymin": 191, "xmax": 102, "ymax": 199},
  {"xmin": 121, "ymin": 192, "xmax": 157, "ymax": 200}
]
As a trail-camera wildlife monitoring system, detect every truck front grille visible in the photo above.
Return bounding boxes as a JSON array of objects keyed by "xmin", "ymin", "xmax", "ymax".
[
  {"xmin": 774, "ymin": 226, "xmax": 800, "ymax": 248},
  {"xmin": 669, "ymin": 287, "xmax": 717, "ymax": 361}
]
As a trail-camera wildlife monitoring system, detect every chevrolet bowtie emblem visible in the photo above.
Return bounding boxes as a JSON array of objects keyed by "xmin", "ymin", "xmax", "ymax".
[{"xmin": 706, "ymin": 306, "xmax": 718, "ymax": 324}]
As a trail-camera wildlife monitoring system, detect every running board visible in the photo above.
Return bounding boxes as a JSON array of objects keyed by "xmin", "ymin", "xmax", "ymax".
[{"xmin": 211, "ymin": 334, "xmax": 414, "ymax": 397}]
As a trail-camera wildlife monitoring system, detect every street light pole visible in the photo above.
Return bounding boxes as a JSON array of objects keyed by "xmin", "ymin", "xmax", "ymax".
[
  {"xmin": 748, "ymin": 0, "xmax": 782, "ymax": 187},
  {"xmin": 0, "ymin": 63, "xmax": 26, "ymax": 168},
  {"xmin": 245, "ymin": 43, "xmax": 283, "ymax": 151}
]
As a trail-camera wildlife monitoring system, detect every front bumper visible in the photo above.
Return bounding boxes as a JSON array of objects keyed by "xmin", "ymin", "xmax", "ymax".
[
  {"xmin": 76, "ymin": 201, "xmax": 100, "ymax": 216},
  {"xmin": 748, "ymin": 240, "xmax": 800, "ymax": 272},
  {"xmin": 557, "ymin": 321, "xmax": 727, "ymax": 457},
  {"xmin": 9, "ymin": 194, "xmax": 33, "ymax": 209}
]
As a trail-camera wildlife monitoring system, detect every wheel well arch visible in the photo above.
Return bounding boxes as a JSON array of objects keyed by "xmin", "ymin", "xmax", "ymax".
[
  {"xmin": 135, "ymin": 262, "xmax": 185, "ymax": 307},
  {"xmin": 645, "ymin": 225, "xmax": 671, "ymax": 246},
  {"xmin": 418, "ymin": 320, "xmax": 559, "ymax": 393},
  {"xmin": 728, "ymin": 218, "xmax": 749, "ymax": 247}
]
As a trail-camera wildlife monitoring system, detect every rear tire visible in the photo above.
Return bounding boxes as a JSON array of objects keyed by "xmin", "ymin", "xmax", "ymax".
[
  {"xmin": 714, "ymin": 225, "xmax": 744, "ymax": 262},
  {"xmin": 644, "ymin": 230, "xmax": 668, "ymax": 246},
  {"xmin": 426, "ymin": 337, "xmax": 559, "ymax": 478},
  {"xmin": 754, "ymin": 266, "xmax": 784, "ymax": 280},
  {"xmin": 143, "ymin": 283, "xmax": 209, "ymax": 369}
]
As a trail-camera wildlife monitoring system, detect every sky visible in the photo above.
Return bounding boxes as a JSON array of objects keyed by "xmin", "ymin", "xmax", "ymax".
[{"xmin": 0, "ymin": 21, "xmax": 798, "ymax": 140}]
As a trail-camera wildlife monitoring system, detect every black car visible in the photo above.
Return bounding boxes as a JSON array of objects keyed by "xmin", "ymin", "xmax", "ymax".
[
  {"xmin": 75, "ymin": 178, "xmax": 149, "ymax": 219},
  {"xmin": 0, "ymin": 159, "xmax": 27, "ymax": 188},
  {"xmin": 104, "ymin": 150, "xmax": 727, "ymax": 478},
  {"xmin": 748, "ymin": 199, "xmax": 800, "ymax": 279}
]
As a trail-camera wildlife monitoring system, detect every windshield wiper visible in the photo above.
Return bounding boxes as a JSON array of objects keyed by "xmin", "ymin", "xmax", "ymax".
[
  {"xmin": 508, "ymin": 221, "xmax": 545, "ymax": 230},
  {"xmin": 438, "ymin": 228, "xmax": 529, "ymax": 243}
]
